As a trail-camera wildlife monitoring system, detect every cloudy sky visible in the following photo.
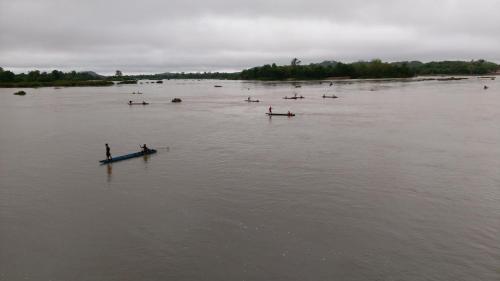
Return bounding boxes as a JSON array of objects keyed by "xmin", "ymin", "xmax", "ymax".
[{"xmin": 1, "ymin": 0, "xmax": 499, "ymax": 74}]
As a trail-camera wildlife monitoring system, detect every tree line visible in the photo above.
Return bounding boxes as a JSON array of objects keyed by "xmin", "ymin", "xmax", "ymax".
[
  {"xmin": 0, "ymin": 68, "xmax": 112, "ymax": 87},
  {"xmin": 239, "ymin": 59, "xmax": 499, "ymax": 80},
  {"xmin": 0, "ymin": 68, "xmax": 104, "ymax": 83},
  {"xmin": 1, "ymin": 59, "xmax": 498, "ymax": 87}
]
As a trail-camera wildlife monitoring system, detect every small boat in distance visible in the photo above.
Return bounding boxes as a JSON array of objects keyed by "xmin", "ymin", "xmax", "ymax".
[
  {"xmin": 172, "ymin": 98, "xmax": 182, "ymax": 103},
  {"xmin": 99, "ymin": 149, "xmax": 157, "ymax": 164},
  {"xmin": 266, "ymin": 112, "xmax": 295, "ymax": 117},
  {"xmin": 322, "ymin": 94, "xmax": 338, "ymax": 99},
  {"xmin": 128, "ymin": 101, "xmax": 149, "ymax": 105},
  {"xmin": 245, "ymin": 97, "xmax": 260, "ymax": 102},
  {"xmin": 214, "ymin": 85, "xmax": 223, "ymax": 88},
  {"xmin": 284, "ymin": 93, "xmax": 304, "ymax": 100}
]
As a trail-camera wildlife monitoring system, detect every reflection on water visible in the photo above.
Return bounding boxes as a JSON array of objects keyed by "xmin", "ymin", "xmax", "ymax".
[
  {"xmin": 106, "ymin": 164, "xmax": 112, "ymax": 182},
  {"xmin": 0, "ymin": 78, "xmax": 499, "ymax": 281}
]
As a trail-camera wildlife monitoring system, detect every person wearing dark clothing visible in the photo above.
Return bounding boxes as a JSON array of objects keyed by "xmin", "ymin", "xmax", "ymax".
[
  {"xmin": 105, "ymin": 143, "xmax": 111, "ymax": 160},
  {"xmin": 140, "ymin": 144, "xmax": 150, "ymax": 153}
]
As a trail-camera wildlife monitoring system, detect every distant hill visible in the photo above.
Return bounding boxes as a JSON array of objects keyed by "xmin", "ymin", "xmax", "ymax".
[
  {"xmin": 315, "ymin": 61, "xmax": 339, "ymax": 67},
  {"xmin": 79, "ymin": 71, "xmax": 103, "ymax": 79}
]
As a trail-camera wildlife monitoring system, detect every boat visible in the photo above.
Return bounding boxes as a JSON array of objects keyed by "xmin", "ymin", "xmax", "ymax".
[
  {"xmin": 322, "ymin": 95, "xmax": 338, "ymax": 99},
  {"xmin": 128, "ymin": 102, "xmax": 149, "ymax": 105},
  {"xmin": 245, "ymin": 99, "xmax": 260, "ymax": 102},
  {"xmin": 283, "ymin": 96, "xmax": 304, "ymax": 99},
  {"xmin": 266, "ymin": 113, "xmax": 295, "ymax": 117},
  {"xmin": 214, "ymin": 85, "xmax": 223, "ymax": 88},
  {"xmin": 99, "ymin": 149, "xmax": 157, "ymax": 164},
  {"xmin": 172, "ymin": 98, "xmax": 182, "ymax": 103}
]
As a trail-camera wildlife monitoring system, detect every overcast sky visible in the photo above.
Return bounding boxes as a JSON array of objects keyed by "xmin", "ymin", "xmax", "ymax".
[{"xmin": 1, "ymin": 0, "xmax": 499, "ymax": 74}]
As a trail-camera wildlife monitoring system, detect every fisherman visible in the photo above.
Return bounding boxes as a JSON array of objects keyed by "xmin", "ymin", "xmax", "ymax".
[
  {"xmin": 269, "ymin": 106, "xmax": 272, "ymax": 114},
  {"xmin": 287, "ymin": 111, "xmax": 291, "ymax": 117},
  {"xmin": 140, "ymin": 144, "xmax": 150, "ymax": 153},
  {"xmin": 129, "ymin": 100, "xmax": 133, "ymax": 105},
  {"xmin": 247, "ymin": 96, "xmax": 251, "ymax": 101},
  {"xmin": 105, "ymin": 143, "xmax": 111, "ymax": 160}
]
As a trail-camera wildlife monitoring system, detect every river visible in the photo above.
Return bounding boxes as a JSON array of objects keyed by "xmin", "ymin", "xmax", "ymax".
[{"xmin": 1, "ymin": 78, "xmax": 499, "ymax": 280}]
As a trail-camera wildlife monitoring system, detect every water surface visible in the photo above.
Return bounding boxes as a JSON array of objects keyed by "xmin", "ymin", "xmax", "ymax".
[{"xmin": 1, "ymin": 78, "xmax": 499, "ymax": 281}]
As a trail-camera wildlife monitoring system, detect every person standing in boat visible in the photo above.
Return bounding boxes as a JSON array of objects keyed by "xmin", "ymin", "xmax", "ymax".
[
  {"xmin": 105, "ymin": 143, "xmax": 112, "ymax": 160},
  {"xmin": 140, "ymin": 144, "xmax": 150, "ymax": 153},
  {"xmin": 269, "ymin": 106, "xmax": 272, "ymax": 114}
]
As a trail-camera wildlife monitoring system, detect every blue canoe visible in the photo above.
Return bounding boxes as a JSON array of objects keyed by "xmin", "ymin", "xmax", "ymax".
[
  {"xmin": 266, "ymin": 113, "xmax": 295, "ymax": 117},
  {"xmin": 99, "ymin": 149, "xmax": 157, "ymax": 164}
]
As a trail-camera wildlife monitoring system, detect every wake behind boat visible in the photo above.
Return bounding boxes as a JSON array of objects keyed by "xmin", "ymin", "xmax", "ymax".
[{"xmin": 100, "ymin": 149, "xmax": 157, "ymax": 164}]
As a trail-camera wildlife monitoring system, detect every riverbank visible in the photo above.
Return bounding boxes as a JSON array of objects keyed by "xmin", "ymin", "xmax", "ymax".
[{"xmin": 0, "ymin": 80, "xmax": 114, "ymax": 88}]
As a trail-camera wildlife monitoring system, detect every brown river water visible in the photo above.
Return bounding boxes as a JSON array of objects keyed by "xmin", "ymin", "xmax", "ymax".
[{"xmin": 0, "ymin": 78, "xmax": 499, "ymax": 281}]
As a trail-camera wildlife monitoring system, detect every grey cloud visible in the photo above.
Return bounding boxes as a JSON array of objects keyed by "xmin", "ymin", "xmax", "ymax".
[{"xmin": 1, "ymin": 0, "xmax": 499, "ymax": 74}]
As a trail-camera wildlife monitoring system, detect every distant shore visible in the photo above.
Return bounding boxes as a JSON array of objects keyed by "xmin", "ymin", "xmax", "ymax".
[
  {"xmin": 0, "ymin": 75, "xmax": 497, "ymax": 88},
  {"xmin": 1, "ymin": 59, "xmax": 498, "ymax": 88},
  {"xmin": 0, "ymin": 80, "xmax": 114, "ymax": 88}
]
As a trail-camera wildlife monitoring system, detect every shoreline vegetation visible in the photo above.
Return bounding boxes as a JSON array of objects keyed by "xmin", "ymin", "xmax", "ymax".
[{"xmin": 1, "ymin": 59, "xmax": 498, "ymax": 88}]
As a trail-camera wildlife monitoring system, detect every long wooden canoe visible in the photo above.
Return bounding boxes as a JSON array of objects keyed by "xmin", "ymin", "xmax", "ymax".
[
  {"xmin": 99, "ymin": 149, "xmax": 157, "ymax": 164},
  {"xmin": 283, "ymin": 96, "xmax": 304, "ymax": 99},
  {"xmin": 266, "ymin": 113, "xmax": 295, "ymax": 117}
]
